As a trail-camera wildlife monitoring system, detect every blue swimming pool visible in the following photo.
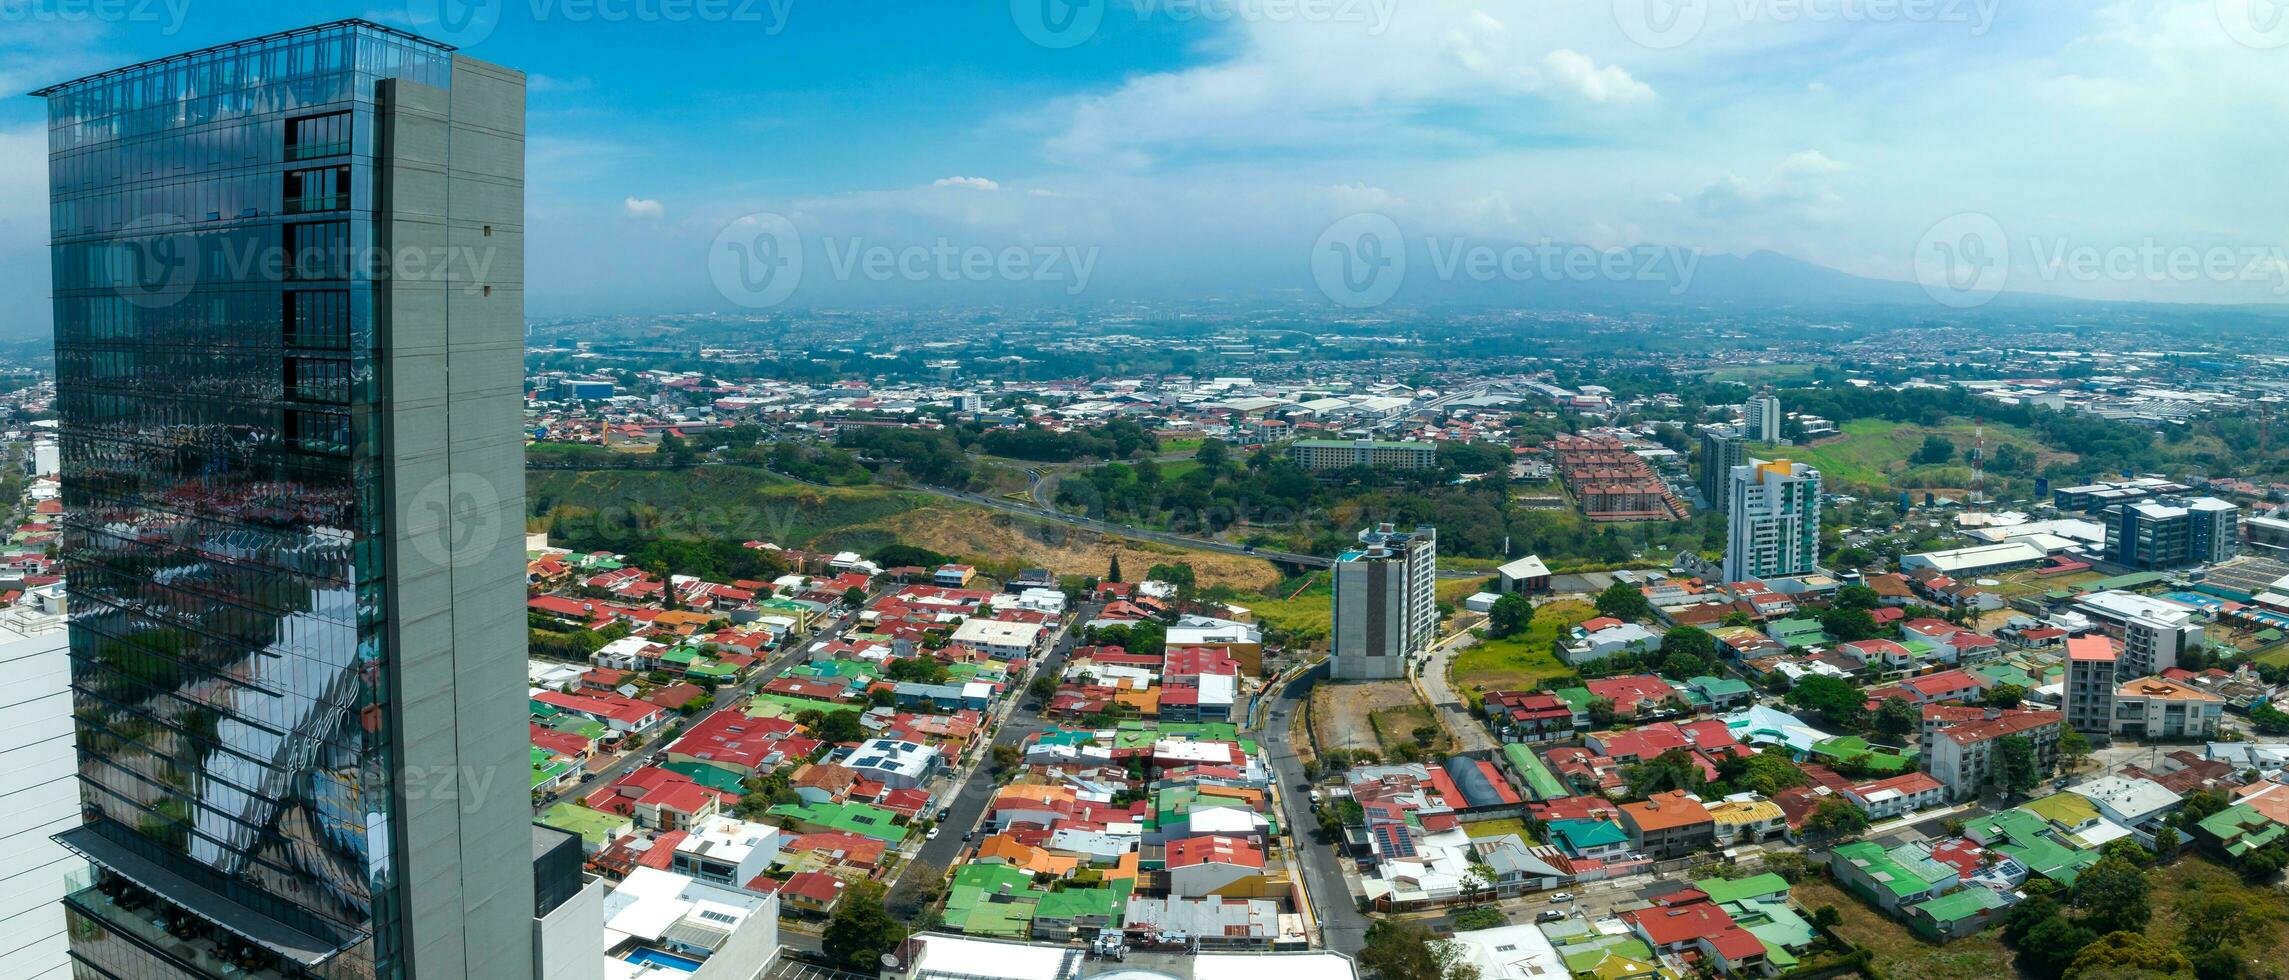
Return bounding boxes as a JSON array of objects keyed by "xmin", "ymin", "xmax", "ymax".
[{"xmin": 626, "ymin": 948, "xmax": 704, "ymax": 973}]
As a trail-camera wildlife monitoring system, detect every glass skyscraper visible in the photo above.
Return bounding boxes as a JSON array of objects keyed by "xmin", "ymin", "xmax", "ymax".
[{"xmin": 35, "ymin": 21, "xmax": 532, "ymax": 980}]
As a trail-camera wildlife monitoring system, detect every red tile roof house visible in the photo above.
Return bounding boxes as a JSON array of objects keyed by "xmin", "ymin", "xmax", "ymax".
[
  {"xmin": 1585, "ymin": 674, "xmax": 1682, "ymax": 720},
  {"xmin": 1842, "ymin": 772, "xmax": 1949, "ymax": 820},
  {"xmin": 1624, "ymin": 898, "xmax": 1769, "ymax": 975},
  {"xmin": 665, "ymin": 713, "xmax": 819, "ymax": 780},
  {"xmin": 586, "ymin": 767, "xmax": 724, "ymax": 831},
  {"xmin": 1898, "ymin": 669, "xmax": 1986, "ymax": 706},
  {"xmin": 762, "ymin": 870, "xmax": 849, "ymax": 915},
  {"xmin": 1483, "ymin": 691, "xmax": 1575, "ymax": 742},
  {"xmin": 1165, "ymin": 836, "xmax": 1269, "ymax": 899},
  {"xmin": 533, "ymin": 689, "xmax": 667, "ymax": 735},
  {"xmin": 779, "ymin": 831, "xmax": 890, "ymax": 873}
]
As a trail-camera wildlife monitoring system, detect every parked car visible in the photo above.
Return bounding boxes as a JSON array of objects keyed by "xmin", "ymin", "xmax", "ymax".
[
  {"xmin": 925, "ymin": 827, "xmax": 941, "ymax": 841},
  {"xmin": 1550, "ymin": 892, "xmax": 1575, "ymax": 903},
  {"xmin": 1536, "ymin": 910, "xmax": 1567, "ymax": 923}
]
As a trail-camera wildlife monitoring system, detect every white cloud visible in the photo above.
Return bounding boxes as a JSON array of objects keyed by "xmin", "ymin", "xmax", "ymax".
[
  {"xmin": 1038, "ymin": 1, "xmax": 1657, "ymax": 170},
  {"xmin": 933, "ymin": 176, "xmax": 1001, "ymax": 192},
  {"xmin": 1541, "ymin": 50, "xmax": 1654, "ymax": 104},
  {"xmin": 624, "ymin": 197, "xmax": 664, "ymax": 219}
]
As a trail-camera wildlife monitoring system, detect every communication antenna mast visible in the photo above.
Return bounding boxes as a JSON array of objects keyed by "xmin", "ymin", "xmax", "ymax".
[{"xmin": 1971, "ymin": 417, "xmax": 1986, "ymax": 512}]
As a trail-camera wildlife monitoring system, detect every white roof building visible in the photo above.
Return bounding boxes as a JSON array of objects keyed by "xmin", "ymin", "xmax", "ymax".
[
  {"xmin": 1448, "ymin": 923, "xmax": 1569, "ymax": 980},
  {"xmin": 2071, "ymin": 776, "xmax": 2183, "ymax": 829},
  {"xmin": 844, "ymin": 738, "xmax": 942, "ymax": 791},
  {"xmin": 600, "ymin": 867, "xmax": 778, "ymax": 979}
]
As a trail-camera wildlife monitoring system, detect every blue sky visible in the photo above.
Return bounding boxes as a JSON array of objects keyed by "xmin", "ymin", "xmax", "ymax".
[{"xmin": 2, "ymin": 0, "xmax": 2286, "ymax": 324}]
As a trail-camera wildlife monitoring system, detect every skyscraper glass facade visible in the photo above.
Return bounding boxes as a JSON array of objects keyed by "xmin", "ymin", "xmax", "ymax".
[{"xmin": 38, "ymin": 22, "xmax": 458, "ymax": 980}]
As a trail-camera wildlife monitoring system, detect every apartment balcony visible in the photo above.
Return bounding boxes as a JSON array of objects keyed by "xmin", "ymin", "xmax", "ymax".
[{"xmin": 61, "ymin": 868, "xmax": 298, "ymax": 980}]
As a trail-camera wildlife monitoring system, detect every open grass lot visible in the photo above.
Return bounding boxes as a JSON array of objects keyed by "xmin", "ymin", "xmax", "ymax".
[
  {"xmin": 2143, "ymin": 856, "xmax": 2288, "ymax": 968},
  {"xmin": 1312, "ymin": 680, "xmax": 1425, "ymax": 756},
  {"xmin": 1369, "ymin": 704, "xmax": 1443, "ymax": 754},
  {"xmin": 2257, "ymin": 646, "xmax": 2289, "ymax": 670},
  {"xmin": 1247, "ymin": 575, "xmax": 1332, "ymax": 649},
  {"xmin": 1760, "ymin": 418, "xmax": 2074, "ymax": 494},
  {"xmin": 1789, "ymin": 875, "xmax": 2017, "ymax": 980},
  {"xmin": 1439, "ymin": 576, "xmax": 1496, "ymax": 606},
  {"xmin": 1448, "ymin": 599, "xmax": 1593, "ymax": 694},
  {"xmin": 1463, "ymin": 817, "xmax": 1535, "ymax": 842}
]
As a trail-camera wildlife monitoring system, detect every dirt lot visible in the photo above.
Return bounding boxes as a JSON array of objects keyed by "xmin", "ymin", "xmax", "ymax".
[{"xmin": 1312, "ymin": 680, "xmax": 1428, "ymax": 756}]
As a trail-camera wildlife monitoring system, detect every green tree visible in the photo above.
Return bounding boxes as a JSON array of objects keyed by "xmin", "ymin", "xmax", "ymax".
[
  {"xmin": 1873, "ymin": 696, "xmax": 1920, "ymax": 740},
  {"xmin": 2072, "ymin": 857, "xmax": 2152, "ymax": 935},
  {"xmin": 2060, "ymin": 727, "xmax": 2094, "ymax": 775},
  {"xmin": 2177, "ymin": 891, "xmax": 2271, "ymax": 954},
  {"xmin": 1916, "ymin": 434, "xmax": 1956, "ymax": 465},
  {"xmin": 1624, "ymin": 749, "xmax": 1707, "ymax": 798},
  {"xmin": 1488, "ymin": 593, "xmax": 1534, "ymax": 639},
  {"xmin": 1818, "ymin": 606, "xmax": 1882, "ymax": 643},
  {"xmin": 2021, "ymin": 916, "xmax": 2098, "ymax": 980},
  {"xmin": 1787, "ymin": 675, "xmax": 1867, "ymax": 728},
  {"xmin": 2065, "ymin": 931, "xmax": 2191, "ymax": 979},
  {"xmin": 1984, "ymin": 683, "xmax": 2029, "ymax": 709},
  {"xmin": 1995, "ymin": 734, "xmax": 2043, "ymax": 796},
  {"xmin": 814, "ymin": 710, "xmax": 865, "ymax": 744},
  {"xmin": 1358, "ymin": 920, "xmax": 1482, "ymax": 980},
  {"xmin": 1833, "ymin": 584, "xmax": 1881, "ymax": 610},
  {"xmin": 1804, "ymin": 797, "xmax": 1870, "ymax": 839},
  {"xmin": 823, "ymin": 882, "xmax": 906, "ymax": 971},
  {"xmin": 843, "ymin": 586, "xmax": 868, "ymax": 608},
  {"xmin": 1107, "ymin": 553, "xmax": 1123, "ymax": 583},
  {"xmin": 1594, "ymin": 581, "xmax": 1651, "ymax": 622},
  {"xmin": 1658, "ymin": 625, "xmax": 1717, "ymax": 662}
]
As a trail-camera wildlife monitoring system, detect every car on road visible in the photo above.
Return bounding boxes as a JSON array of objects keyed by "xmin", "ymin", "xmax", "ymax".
[
  {"xmin": 1550, "ymin": 892, "xmax": 1574, "ymax": 903},
  {"xmin": 1536, "ymin": 910, "xmax": 1567, "ymax": 923},
  {"xmin": 925, "ymin": 827, "xmax": 940, "ymax": 841},
  {"xmin": 962, "ymin": 831, "xmax": 976, "ymax": 842}
]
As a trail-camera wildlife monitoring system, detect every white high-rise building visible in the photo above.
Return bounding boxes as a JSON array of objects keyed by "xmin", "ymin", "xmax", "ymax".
[
  {"xmin": 1723, "ymin": 459, "xmax": 1823, "ymax": 583},
  {"xmin": 1332, "ymin": 524, "xmax": 1438, "ymax": 680},
  {"xmin": 0, "ymin": 584, "xmax": 73, "ymax": 980},
  {"xmin": 1745, "ymin": 393, "xmax": 1783, "ymax": 443}
]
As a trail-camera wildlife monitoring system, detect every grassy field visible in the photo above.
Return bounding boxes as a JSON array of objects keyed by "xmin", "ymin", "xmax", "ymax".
[
  {"xmin": 1369, "ymin": 705, "xmax": 1443, "ymax": 754},
  {"xmin": 1448, "ymin": 599, "xmax": 1594, "ymax": 695},
  {"xmin": 527, "ymin": 465, "xmax": 930, "ymax": 548},
  {"xmin": 1312, "ymin": 680, "xmax": 1424, "ymax": 756},
  {"xmin": 1758, "ymin": 418, "xmax": 2075, "ymax": 494},
  {"xmin": 818, "ymin": 503, "xmax": 1285, "ymax": 592},
  {"xmin": 2143, "ymin": 856, "xmax": 2288, "ymax": 969},
  {"xmin": 1463, "ymin": 817, "xmax": 1536, "ymax": 842},
  {"xmin": 1246, "ymin": 576, "xmax": 1333, "ymax": 649},
  {"xmin": 1789, "ymin": 875, "xmax": 2017, "ymax": 980}
]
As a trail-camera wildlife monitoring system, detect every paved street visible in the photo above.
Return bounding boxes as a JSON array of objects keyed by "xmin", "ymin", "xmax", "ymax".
[
  {"xmin": 1418, "ymin": 619, "xmax": 1499, "ymax": 753},
  {"xmin": 882, "ymin": 602, "xmax": 1094, "ymax": 915},
  {"xmin": 1260, "ymin": 663, "xmax": 1371, "ymax": 951}
]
